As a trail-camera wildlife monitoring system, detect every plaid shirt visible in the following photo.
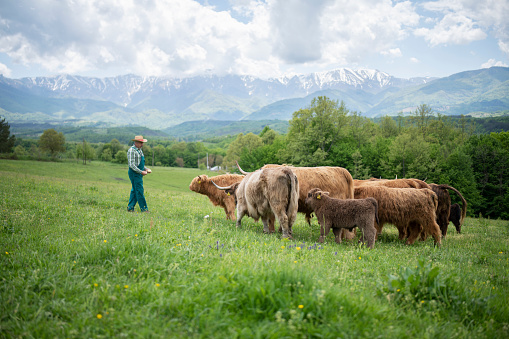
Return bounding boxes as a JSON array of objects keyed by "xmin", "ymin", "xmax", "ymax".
[{"xmin": 127, "ymin": 145, "xmax": 145, "ymax": 174}]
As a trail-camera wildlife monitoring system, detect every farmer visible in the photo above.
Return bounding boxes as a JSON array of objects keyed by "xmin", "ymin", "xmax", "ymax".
[{"xmin": 127, "ymin": 135, "xmax": 152, "ymax": 212}]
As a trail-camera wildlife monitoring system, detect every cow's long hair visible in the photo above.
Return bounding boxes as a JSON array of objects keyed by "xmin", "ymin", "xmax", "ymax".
[{"xmin": 354, "ymin": 185, "xmax": 441, "ymax": 246}]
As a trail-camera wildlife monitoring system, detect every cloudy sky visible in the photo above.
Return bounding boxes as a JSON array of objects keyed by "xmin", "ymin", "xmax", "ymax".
[{"xmin": 0, "ymin": 0, "xmax": 508, "ymax": 80}]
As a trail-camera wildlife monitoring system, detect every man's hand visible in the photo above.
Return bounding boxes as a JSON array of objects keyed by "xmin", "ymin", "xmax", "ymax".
[
  {"xmin": 146, "ymin": 168, "xmax": 152, "ymax": 173},
  {"xmin": 142, "ymin": 170, "xmax": 148, "ymax": 175}
]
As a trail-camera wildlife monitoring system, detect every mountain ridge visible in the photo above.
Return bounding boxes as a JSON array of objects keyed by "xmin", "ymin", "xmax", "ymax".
[{"xmin": 0, "ymin": 67, "xmax": 507, "ymax": 129}]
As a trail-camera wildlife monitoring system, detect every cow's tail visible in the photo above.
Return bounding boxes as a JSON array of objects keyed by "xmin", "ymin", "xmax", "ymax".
[
  {"xmin": 371, "ymin": 198, "xmax": 380, "ymax": 226},
  {"xmin": 439, "ymin": 184, "xmax": 467, "ymax": 226},
  {"xmin": 284, "ymin": 168, "xmax": 298, "ymax": 216}
]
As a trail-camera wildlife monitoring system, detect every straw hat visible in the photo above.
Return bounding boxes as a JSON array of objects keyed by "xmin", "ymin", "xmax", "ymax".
[{"xmin": 132, "ymin": 135, "xmax": 147, "ymax": 143}]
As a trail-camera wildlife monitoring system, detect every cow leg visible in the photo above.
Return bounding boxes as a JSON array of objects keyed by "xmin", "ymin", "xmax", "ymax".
[
  {"xmin": 438, "ymin": 214, "xmax": 449, "ymax": 238},
  {"xmin": 268, "ymin": 214, "xmax": 276, "ymax": 233},
  {"xmin": 279, "ymin": 214, "xmax": 292, "ymax": 239},
  {"xmin": 262, "ymin": 217, "xmax": 271, "ymax": 234},
  {"xmin": 363, "ymin": 224, "xmax": 376, "ymax": 249},
  {"xmin": 236, "ymin": 208, "xmax": 246, "ymax": 228},
  {"xmin": 397, "ymin": 225, "xmax": 407, "ymax": 240},
  {"xmin": 431, "ymin": 221, "xmax": 442, "ymax": 247},
  {"xmin": 333, "ymin": 227, "xmax": 342, "ymax": 244},
  {"xmin": 305, "ymin": 213, "xmax": 312, "ymax": 226},
  {"xmin": 319, "ymin": 221, "xmax": 332, "ymax": 243},
  {"xmin": 405, "ymin": 222, "xmax": 421, "ymax": 245},
  {"xmin": 318, "ymin": 220, "xmax": 325, "ymax": 243}
]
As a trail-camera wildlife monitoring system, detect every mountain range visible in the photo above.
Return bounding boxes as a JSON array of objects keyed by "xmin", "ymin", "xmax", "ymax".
[{"xmin": 0, "ymin": 67, "xmax": 508, "ymax": 130}]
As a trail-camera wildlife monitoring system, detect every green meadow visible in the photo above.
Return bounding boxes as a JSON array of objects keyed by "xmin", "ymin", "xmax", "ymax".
[{"xmin": 1, "ymin": 160, "xmax": 508, "ymax": 338}]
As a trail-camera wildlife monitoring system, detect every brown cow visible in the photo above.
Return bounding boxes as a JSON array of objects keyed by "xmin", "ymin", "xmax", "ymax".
[
  {"xmin": 429, "ymin": 184, "xmax": 467, "ymax": 237},
  {"xmin": 354, "ymin": 178, "xmax": 431, "ymax": 189},
  {"xmin": 305, "ymin": 188, "xmax": 378, "ymax": 248},
  {"xmin": 354, "ymin": 186, "xmax": 442, "ymax": 246},
  {"xmin": 189, "ymin": 174, "xmax": 244, "ymax": 220},
  {"xmin": 212, "ymin": 167, "xmax": 299, "ymax": 238},
  {"xmin": 238, "ymin": 162, "xmax": 356, "ymax": 240}
]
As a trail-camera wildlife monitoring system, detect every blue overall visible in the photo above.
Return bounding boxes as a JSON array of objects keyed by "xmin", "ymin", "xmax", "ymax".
[{"xmin": 127, "ymin": 152, "xmax": 148, "ymax": 212}]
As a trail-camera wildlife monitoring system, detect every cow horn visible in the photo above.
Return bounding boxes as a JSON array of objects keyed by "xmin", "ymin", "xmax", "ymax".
[
  {"xmin": 211, "ymin": 181, "xmax": 231, "ymax": 190},
  {"xmin": 235, "ymin": 161, "xmax": 250, "ymax": 175}
]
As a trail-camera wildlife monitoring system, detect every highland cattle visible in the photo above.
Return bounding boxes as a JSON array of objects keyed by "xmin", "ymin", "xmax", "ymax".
[
  {"xmin": 429, "ymin": 184, "xmax": 467, "ymax": 237},
  {"xmin": 189, "ymin": 174, "xmax": 244, "ymax": 220},
  {"xmin": 213, "ymin": 166, "xmax": 299, "ymax": 238},
  {"xmin": 354, "ymin": 185, "xmax": 442, "ymax": 246},
  {"xmin": 238, "ymin": 162, "xmax": 356, "ymax": 240},
  {"xmin": 305, "ymin": 188, "xmax": 378, "ymax": 248}
]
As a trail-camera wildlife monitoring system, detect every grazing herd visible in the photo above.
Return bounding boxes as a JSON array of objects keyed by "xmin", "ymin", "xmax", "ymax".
[{"xmin": 189, "ymin": 162, "xmax": 468, "ymax": 248}]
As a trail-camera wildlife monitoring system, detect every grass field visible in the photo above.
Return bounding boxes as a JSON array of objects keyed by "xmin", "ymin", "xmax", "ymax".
[{"xmin": 1, "ymin": 160, "xmax": 508, "ymax": 338}]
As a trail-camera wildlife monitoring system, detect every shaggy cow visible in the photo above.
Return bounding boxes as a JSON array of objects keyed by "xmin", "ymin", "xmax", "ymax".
[
  {"xmin": 305, "ymin": 188, "xmax": 378, "ymax": 248},
  {"xmin": 238, "ymin": 162, "xmax": 356, "ymax": 240},
  {"xmin": 212, "ymin": 166, "xmax": 299, "ymax": 238},
  {"xmin": 429, "ymin": 184, "xmax": 467, "ymax": 237},
  {"xmin": 354, "ymin": 186, "xmax": 442, "ymax": 246},
  {"xmin": 189, "ymin": 174, "xmax": 244, "ymax": 220},
  {"xmin": 355, "ymin": 178, "xmax": 467, "ymax": 239}
]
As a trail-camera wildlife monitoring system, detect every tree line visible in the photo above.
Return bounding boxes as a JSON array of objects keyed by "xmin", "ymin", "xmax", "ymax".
[{"xmin": 1, "ymin": 97, "xmax": 508, "ymax": 219}]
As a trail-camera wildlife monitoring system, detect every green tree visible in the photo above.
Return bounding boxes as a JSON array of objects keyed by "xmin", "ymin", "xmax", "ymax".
[
  {"xmin": 14, "ymin": 145, "xmax": 25, "ymax": 158},
  {"xmin": 224, "ymin": 133, "xmax": 263, "ymax": 169},
  {"xmin": 348, "ymin": 111, "xmax": 375, "ymax": 149},
  {"xmin": 113, "ymin": 150, "xmax": 127, "ymax": 164},
  {"xmin": 110, "ymin": 138, "xmax": 123, "ymax": 157},
  {"xmin": 0, "ymin": 118, "xmax": 16, "ymax": 153},
  {"xmin": 466, "ymin": 132, "xmax": 509, "ymax": 218},
  {"xmin": 442, "ymin": 147, "xmax": 481, "ymax": 216},
  {"xmin": 379, "ymin": 115, "xmax": 399, "ymax": 138},
  {"xmin": 284, "ymin": 97, "xmax": 348, "ymax": 166},
  {"xmin": 76, "ymin": 139, "xmax": 95, "ymax": 164},
  {"xmin": 351, "ymin": 150, "xmax": 370, "ymax": 179},
  {"xmin": 410, "ymin": 104, "xmax": 434, "ymax": 138},
  {"xmin": 382, "ymin": 132, "xmax": 433, "ymax": 179},
  {"xmin": 39, "ymin": 129, "xmax": 65, "ymax": 159},
  {"xmin": 101, "ymin": 148, "xmax": 113, "ymax": 162}
]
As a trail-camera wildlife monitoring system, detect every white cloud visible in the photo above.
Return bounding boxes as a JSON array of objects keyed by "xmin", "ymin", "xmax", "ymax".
[
  {"xmin": 0, "ymin": 0, "xmax": 506, "ymax": 78},
  {"xmin": 499, "ymin": 41, "xmax": 509, "ymax": 55},
  {"xmin": 381, "ymin": 48, "xmax": 403, "ymax": 58},
  {"xmin": 0, "ymin": 0, "xmax": 424, "ymax": 78},
  {"xmin": 414, "ymin": 12, "xmax": 486, "ymax": 46},
  {"xmin": 481, "ymin": 58, "xmax": 508, "ymax": 68},
  {"xmin": 410, "ymin": 57, "xmax": 420, "ymax": 63},
  {"xmin": 318, "ymin": 0, "xmax": 419, "ymax": 65},
  {"xmin": 418, "ymin": 0, "xmax": 509, "ymax": 55},
  {"xmin": 0, "ymin": 62, "xmax": 11, "ymax": 77}
]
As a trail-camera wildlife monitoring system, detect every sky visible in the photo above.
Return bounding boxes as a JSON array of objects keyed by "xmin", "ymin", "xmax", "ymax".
[{"xmin": 0, "ymin": 0, "xmax": 508, "ymax": 80}]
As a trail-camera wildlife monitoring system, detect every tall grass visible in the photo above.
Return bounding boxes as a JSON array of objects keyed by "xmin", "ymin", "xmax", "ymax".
[{"xmin": 1, "ymin": 160, "xmax": 508, "ymax": 338}]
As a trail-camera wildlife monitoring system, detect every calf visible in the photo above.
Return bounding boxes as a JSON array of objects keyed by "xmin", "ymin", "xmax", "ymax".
[{"xmin": 305, "ymin": 188, "xmax": 378, "ymax": 248}]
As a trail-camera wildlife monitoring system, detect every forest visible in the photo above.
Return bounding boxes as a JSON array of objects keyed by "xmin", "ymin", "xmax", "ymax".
[{"xmin": 2, "ymin": 97, "xmax": 508, "ymax": 220}]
